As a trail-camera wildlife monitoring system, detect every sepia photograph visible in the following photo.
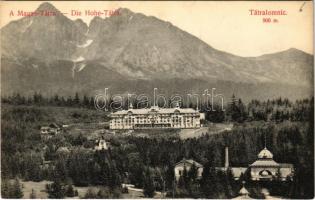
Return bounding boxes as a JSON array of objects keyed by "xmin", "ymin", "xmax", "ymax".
[{"xmin": 0, "ymin": 1, "xmax": 314, "ymax": 199}]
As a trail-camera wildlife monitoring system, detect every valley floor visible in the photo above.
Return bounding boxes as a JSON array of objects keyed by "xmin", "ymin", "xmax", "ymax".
[{"xmin": 20, "ymin": 181, "xmax": 164, "ymax": 199}]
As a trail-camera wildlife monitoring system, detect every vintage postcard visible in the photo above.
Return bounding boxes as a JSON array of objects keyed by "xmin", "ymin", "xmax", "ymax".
[{"xmin": 0, "ymin": 1, "xmax": 314, "ymax": 199}]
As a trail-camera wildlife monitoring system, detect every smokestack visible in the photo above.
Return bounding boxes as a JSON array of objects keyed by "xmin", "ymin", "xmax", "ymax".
[{"xmin": 225, "ymin": 146, "xmax": 229, "ymax": 168}]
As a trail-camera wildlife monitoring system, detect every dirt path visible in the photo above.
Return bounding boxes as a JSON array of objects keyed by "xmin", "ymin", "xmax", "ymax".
[{"xmin": 179, "ymin": 123, "xmax": 233, "ymax": 139}]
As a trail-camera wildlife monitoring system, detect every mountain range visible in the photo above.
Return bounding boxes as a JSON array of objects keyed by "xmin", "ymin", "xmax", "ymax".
[{"xmin": 1, "ymin": 2, "xmax": 313, "ymax": 102}]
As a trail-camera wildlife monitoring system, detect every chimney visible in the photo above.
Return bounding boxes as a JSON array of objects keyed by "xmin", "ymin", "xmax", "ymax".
[{"xmin": 225, "ymin": 146, "xmax": 229, "ymax": 168}]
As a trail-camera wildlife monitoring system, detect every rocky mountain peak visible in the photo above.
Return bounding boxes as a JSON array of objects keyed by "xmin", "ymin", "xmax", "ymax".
[
  {"xmin": 1, "ymin": 2, "xmax": 313, "ymax": 98},
  {"xmin": 116, "ymin": 8, "xmax": 134, "ymax": 17},
  {"xmin": 35, "ymin": 2, "xmax": 60, "ymax": 13}
]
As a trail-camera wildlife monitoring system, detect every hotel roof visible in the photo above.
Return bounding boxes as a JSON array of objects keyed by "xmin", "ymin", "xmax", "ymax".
[{"xmin": 111, "ymin": 106, "xmax": 199, "ymax": 115}]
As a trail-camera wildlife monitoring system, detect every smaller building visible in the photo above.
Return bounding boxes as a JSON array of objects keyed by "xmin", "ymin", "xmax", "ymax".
[
  {"xmin": 200, "ymin": 113, "xmax": 206, "ymax": 120},
  {"xmin": 56, "ymin": 147, "xmax": 70, "ymax": 156},
  {"xmin": 233, "ymin": 184, "xmax": 252, "ymax": 199},
  {"xmin": 174, "ymin": 159, "xmax": 203, "ymax": 181},
  {"xmin": 62, "ymin": 124, "xmax": 70, "ymax": 128},
  {"xmin": 40, "ymin": 123, "xmax": 61, "ymax": 139},
  {"xmin": 95, "ymin": 138, "xmax": 108, "ymax": 151},
  {"xmin": 40, "ymin": 160, "xmax": 54, "ymax": 170},
  {"xmin": 174, "ymin": 146, "xmax": 294, "ymax": 183},
  {"xmin": 40, "ymin": 123, "xmax": 61, "ymax": 135},
  {"xmin": 218, "ymin": 146, "xmax": 294, "ymax": 181},
  {"xmin": 249, "ymin": 147, "xmax": 294, "ymax": 181}
]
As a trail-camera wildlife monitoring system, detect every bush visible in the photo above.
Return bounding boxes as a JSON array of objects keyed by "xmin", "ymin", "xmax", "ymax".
[
  {"xmin": 46, "ymin": 179, "xmax": 65, "ymax": 198},
  {"xmin": 122, "ymin": 186, "xmax": 128, "ymax": 193},
  {"xmin": 97, "ymin": 187, "xmax": 121, "ymax": 198},
  {"xmin": 65, "ymin": 184, "xmax": 75, "ymax": 197},
  {"xmin": 84, "ymin": 188, "xmax": 98, "ymax": 198},
  {"xmin": 29, "ymin": 189, "xmax": 36, "ymax": 199},
  {"xmin": 1, "ymin": 178, "xmax": 24, "ymax": 198}
]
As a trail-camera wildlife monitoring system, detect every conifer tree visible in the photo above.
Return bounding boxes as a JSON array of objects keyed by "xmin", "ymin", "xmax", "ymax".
[
  {"xmin": 29, "ymin": 189, "xmax": 36, "ymax": 199},
  {"xmin": 66, "ymin": 184, "xmax": 75, "ymax": 197},
  {"xmin": 84, "ymin": 188, "xmax": 98, "ymax": 198},
  {"xmin": 1, "ymin": 178, "xmax": 10, "ymax": 198},
  {"xmin": 46, "ymin": 179, "xmax": 65, "ymax": 198},
  {"xmin": 12, "ymin": 178, "xmax": 24, "ymax": 198},
  {"xmin": 74, "ymin": 92, "xmax": 80, "ymax": 106},
  {"xmin": 143, "ymin": 168, "xmax": 155, "ymax": 197},
  {"xmin": 83, "ymin": 95, "xmax": 90, "ymax": 107},
  {"xmin": 188, "ymin": 163, "xmax": 198, "ymax": 182}
]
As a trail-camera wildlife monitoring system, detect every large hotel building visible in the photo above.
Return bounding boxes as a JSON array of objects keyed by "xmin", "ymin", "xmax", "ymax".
[{"xmin": 109, "ymin": 103, "xmax": 204, "ymax": 129}]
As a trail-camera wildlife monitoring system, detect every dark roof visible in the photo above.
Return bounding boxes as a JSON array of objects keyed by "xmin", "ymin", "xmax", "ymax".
[
  {"xmin": 111, "ymin": 106, "xmax": 199, "ymax": 115},
  {"xmin": 49, "ymin": 123, "xmax": 61, "ymax": 128},
  {"xmin": 175, "ymin": 159, "xmax": 203, "ymax": 168},
  {"xmin": 56, "ymin": 147, "xmax": 70, "ymax": 153},
  {"xmin": 95, "ymin": 139, "xmax": 106, "ymax": 144},
  {"xmin": 40, "ymin": 126, "xmax": 50, "ymax": 130}
]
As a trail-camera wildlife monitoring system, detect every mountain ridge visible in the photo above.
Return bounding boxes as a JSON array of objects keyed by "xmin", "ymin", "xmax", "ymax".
[{"xmin": 1, "ymin": 2, "xmax": 313, "ymax": 100}]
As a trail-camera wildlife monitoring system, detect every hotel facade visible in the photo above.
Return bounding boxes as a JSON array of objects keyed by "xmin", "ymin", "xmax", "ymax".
[{"xmin": 109, "ymin": 104, "xmax": 204, "ymax": 129}]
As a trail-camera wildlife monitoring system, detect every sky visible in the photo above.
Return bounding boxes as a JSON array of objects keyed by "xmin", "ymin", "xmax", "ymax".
[{"xmin": 0, "ymin": 1, "xmax": 313, "ymax": 57}]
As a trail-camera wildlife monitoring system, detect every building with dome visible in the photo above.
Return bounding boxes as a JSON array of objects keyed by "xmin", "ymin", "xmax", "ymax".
[
  {"xmin": 94, "ymin": 138, "xmax": 108, "ymax": 151},
  {"xmin": 213, "ymin": 146, "xmax": 293, "ymax": 181},
  {"xmin": 249, "ymin": 147, "xmax": 294, "ymax": 181},
  {"xmin": 174, "ymin": 146, "xmax": 294, "ymax": 183}
]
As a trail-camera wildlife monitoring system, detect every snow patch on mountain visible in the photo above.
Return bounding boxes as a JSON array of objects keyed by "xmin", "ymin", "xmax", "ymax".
[
  {"xmin": 71, "ymin": 65, "xmax": 76, "ymax": 78},
  {"xmin": 73, "ymin": 56, "xmax": 85, "ymax": 62},
  {"xmin": 77, "ymin": 40, "xmax": 93, "ymax": 48},
  {"xmin": 71, "ymin": 62, "xmax": 87, "ymax": 78},
  {"xmin": 22, "ymin": 20, "xmax": 33, "ymax": 32},
  {"xmin": 77, "ymin": 63, "xmax": 86, "ymax": 72},
  {"xmin": 32, "ymin": 64, "xmax": 38, "ymax": 69}
]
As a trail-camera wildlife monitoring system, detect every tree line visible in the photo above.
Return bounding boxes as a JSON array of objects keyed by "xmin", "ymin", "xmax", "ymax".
[
  {"xmin": 2, "ymin": 93, "xmax": 313, "ymax": 123},
  {"xmin": 1, "ymin": 96, "xmax": 313, "ymax": 198}
]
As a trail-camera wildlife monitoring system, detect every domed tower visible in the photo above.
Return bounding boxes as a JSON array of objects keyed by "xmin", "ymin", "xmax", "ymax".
[{"xmin": 257, "ymin": 147, "xmax": 274, "ymax": 159}]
